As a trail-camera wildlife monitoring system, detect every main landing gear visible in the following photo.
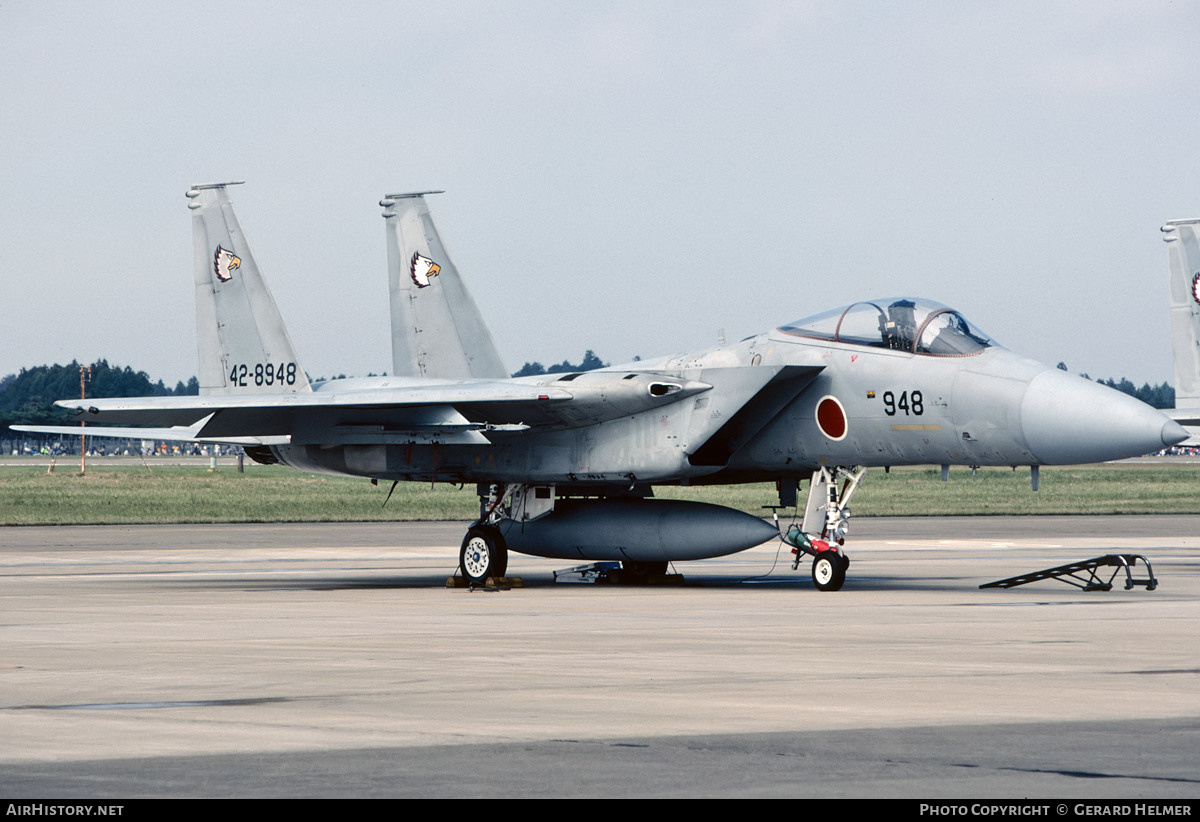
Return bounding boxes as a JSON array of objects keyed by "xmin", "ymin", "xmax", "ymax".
[
  {"xmin": 778, "ymin": 466, "xmax": 865, "ymax": 592},
  {"xmin": 457, "ymin": 483, "xmax": 517, "ymax": 585},
  {"xmin": 459, "ymin": 524, "xmax": 508, "ymax": 585}
]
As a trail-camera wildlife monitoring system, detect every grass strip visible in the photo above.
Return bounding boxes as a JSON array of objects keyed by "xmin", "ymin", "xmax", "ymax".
[{"xmin": 2, "ymin": 461, "xmax": 1198, "ymax": 526}]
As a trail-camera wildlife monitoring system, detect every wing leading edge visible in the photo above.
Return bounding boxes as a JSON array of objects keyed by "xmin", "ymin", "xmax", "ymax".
[
  {"xmin": 22, "ymin": 372, "xmax": 713, "ymax": 446},
  {"xmin": 18, "ymin": 365, "xmax": 824, "ymax": 459}
]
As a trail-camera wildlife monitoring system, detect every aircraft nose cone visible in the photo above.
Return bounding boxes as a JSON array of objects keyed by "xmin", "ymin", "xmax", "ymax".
[{"xmin": 1021, "ymin": 369, "xmax": 1182, "ymax": 464}]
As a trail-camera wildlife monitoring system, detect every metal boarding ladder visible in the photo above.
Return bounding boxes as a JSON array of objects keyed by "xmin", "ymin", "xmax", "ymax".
[{"xmin": 980, "ymin": 555, "xmax": 1158, "ymax": 592}]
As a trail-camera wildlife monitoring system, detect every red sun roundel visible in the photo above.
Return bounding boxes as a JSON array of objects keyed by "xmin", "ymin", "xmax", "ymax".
[{"xmin": 815, "ymin": 395, "xmax": 848, "ymax": 441}]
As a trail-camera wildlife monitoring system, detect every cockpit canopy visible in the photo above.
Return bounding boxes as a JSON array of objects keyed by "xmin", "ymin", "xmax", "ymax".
[{"xmin": 778, "ymin": 298, "xmax": 997, "ymax": 356}]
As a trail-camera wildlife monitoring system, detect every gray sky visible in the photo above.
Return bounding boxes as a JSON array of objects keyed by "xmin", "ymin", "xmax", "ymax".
[{"xmin": 3, "ymin": 0, "xmax": 1198, "ymax": 388}]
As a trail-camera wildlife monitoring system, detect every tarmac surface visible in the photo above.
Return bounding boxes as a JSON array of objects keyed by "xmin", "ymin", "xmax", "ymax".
[{"xmin": 2, "ymin": 516, "xmax": 1199, "ymax": 798}]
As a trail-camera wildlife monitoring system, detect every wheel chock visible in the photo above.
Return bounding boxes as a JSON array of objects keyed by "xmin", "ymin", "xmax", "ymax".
[{"xmin": 446, "ymin": 575, "xmax": 523, "ymax": 589}]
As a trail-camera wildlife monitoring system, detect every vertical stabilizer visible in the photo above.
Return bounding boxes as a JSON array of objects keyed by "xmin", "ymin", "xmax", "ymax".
[
  {"xmin": 381, "ymin": 192, "xmax": 507, "ymax": 379},
  {"xmin": 186, "ymin": 182, "xmax": 311, "ymax": 395},
  {"xmin": 1161, "ymin": 219, "xmax": 1200, "ymax": 407}
]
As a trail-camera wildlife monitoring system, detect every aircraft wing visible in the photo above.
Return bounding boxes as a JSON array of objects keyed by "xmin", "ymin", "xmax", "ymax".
[
  {"xmin": 25, "ymin": 382, "xmax": 569, "ymax": 446},
  {"xmin": 22, "ymin": 374, "xmax": 718, "ymax": 446},
  {"xmin": 15, "ymin": 366, "xmax": 819, "ymax": 451}
]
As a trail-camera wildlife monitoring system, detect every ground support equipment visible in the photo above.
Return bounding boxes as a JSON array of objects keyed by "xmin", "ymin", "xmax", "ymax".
[{"xmin": 980, "ymin": 554, "xmax": 1158, "ymax": 592}]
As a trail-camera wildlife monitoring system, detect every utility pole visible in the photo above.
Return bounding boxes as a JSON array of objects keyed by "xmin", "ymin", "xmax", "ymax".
[{"xmin": 79, "ymin": 365, "xmax": 91, "ymax": 475}]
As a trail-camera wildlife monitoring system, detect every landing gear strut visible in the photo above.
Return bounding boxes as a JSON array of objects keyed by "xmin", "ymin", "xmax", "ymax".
[{"xmin": 778, "ymin": 466, "xmax": 865, "ymax": 592}]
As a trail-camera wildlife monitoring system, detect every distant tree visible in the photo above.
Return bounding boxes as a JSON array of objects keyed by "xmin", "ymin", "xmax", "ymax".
[
  {"xmin": 0, "ymin": 361, "xmax": 201, "ymax": 431},
  {"xmin": 578, "ymin": 350, "xmax": 605, "ymax": 371},
  {"xmin": 1147, "ymin": 381, "xmax": 1175, "ymax": 408},
  {"xmin": 172, "ymin": 377, "xmax": 200, "ymax": 395},
  {"xmin": 545, "ymin": 360, "xmax": 575, "ymax": 374},
  {"xmin": 1051, "ymin": 365, "xmax": 1174, "ymax": 409},
  {"xmin": 0, "ymin": 360, "xmax": 91, "ymax": 428},
  {"xmin": 1097, "ymin": 376, "xmax": 1174, "ymax": 409},
  {"xmin": 511, "ymin": 350, "xmax": 608, "ymax": 378},
  {"xmin": 512, "ymin": 362, "xmax": 546, "ymax": 377}
]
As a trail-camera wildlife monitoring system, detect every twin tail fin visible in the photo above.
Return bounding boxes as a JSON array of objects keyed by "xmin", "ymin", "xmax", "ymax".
[
  {"xmin": 381, "ymin": 192, "xmax": 507, "ymax": 379},
  {"xmin": 187, "ymin": 182, "xmax": 312, "ymax": 395}
]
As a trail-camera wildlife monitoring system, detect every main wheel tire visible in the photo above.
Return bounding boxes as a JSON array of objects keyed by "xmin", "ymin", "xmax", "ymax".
[
  {"xmin": 460, "ymin": 525, "xmax": 508, "ymax": 584},
  {"xmin": 812, "ymin": 551, "xmax": 846, "ymax": 592}
]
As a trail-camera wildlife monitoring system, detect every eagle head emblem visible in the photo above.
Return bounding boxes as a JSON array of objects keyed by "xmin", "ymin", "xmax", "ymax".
[
  {"xmin": 214, "ymin": 246, "xmax": 241, "ymax": 282},
  {"xmin": 410, "ymin": 252, "xmax": 441, "ymax": 288}
]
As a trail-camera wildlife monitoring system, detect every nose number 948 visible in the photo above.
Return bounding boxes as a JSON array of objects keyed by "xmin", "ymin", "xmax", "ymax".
[{"xmin": 882, "ymin": 390, "xmax": 923, "ymax": 416}]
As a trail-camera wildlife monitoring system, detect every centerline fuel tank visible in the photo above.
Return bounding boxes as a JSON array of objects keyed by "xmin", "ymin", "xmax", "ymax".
[{"xmin": 499, "ymin": 498, "xmax": 781, "ymax": 562}]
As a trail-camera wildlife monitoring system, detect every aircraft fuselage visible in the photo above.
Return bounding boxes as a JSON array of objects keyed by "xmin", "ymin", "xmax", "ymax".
[{"xmin": 268, "ymin": 326, "xmax": 1180, "ymax": 486}]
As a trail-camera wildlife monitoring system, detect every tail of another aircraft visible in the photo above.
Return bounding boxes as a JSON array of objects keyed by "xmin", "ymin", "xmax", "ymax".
[
  {"xmin": 1161, "ymin": 219, "xmax": 1200, "ymax": 408},
  {"xmin": 380, "ymin": 192, "xmax": 507, "ymax": 379},
  {"xmin": 186, "ymin": 182, "xmax": 311, "ymax": 395}
]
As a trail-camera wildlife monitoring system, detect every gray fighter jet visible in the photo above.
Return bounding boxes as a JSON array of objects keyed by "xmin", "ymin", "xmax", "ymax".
[
  {"xmin": 1160, "ymin": 219, "xmax": 1200, "ymax": 444},
  {"xmin": 17, "ymin": 183, "xmax": 1188, "ymax": 590}
]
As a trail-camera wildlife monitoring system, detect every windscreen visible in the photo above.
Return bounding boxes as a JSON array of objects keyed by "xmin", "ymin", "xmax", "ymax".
[{"xmin": 779, "ymin": 298, "xmax": 997, "ymax": 356}]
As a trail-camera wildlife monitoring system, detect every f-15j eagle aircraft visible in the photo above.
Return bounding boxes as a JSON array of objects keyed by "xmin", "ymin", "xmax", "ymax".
[
  {"xmin": 18, "ymin": 183, "xmax": 1189, "ymax": 591},
  {"xmin": 1161, "ymin": 218, "xmax": 1200, "ymax": 445}
]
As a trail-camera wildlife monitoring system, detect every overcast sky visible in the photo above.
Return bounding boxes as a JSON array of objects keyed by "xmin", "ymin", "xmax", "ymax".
[{"xmin": 3, "ymin": 0, "xmax": 1199, "ymax": 388}]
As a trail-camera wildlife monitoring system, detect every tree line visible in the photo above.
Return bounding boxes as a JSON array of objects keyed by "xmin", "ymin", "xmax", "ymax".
[
  {"xmin": 0, "ymin": 360, "xmax": 198, "ymax": 432},
  {"xmin": 1056, "ymin": 363, "xmax": 1174, "ymax": 410},
  {"xmin": 511, "ymin": 350, "xmax": 608, "ymax": 377}
]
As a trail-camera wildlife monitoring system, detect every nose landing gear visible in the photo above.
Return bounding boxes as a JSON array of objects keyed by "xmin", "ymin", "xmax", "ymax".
[
  {"xmin": 810, "ymin": 549, "xmax": 847, "ymax": 592},
  {"xmin": 777, "ymin": 466, "xmax": 864, "ymax": 592}
]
